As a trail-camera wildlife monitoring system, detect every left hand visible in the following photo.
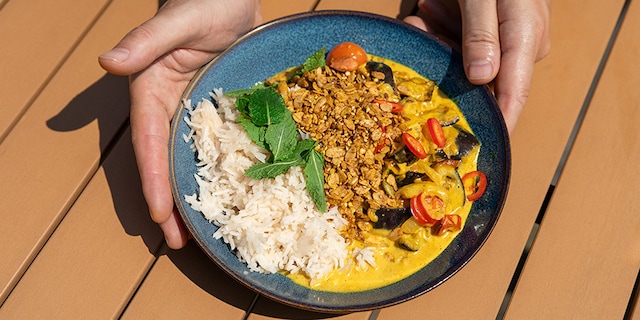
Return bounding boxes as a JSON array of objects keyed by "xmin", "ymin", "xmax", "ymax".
[{"xmin": 99, "ymin": 0, "xmax": 262, "ymax": 249}]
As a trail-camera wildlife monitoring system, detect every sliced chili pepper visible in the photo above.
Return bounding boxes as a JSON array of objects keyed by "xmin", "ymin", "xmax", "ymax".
[
  {"xmin": 437, "ymin": 214, "xmax": 462, "ymax": 236},
  {"xmin": 462, "ymin": 170, "xmax": 487, "ymax": 201},
  {"xmin": 410, "ymin": 192, "xmax": 445, "ymax": 227},
  {"xmin": 374, "ymin": 126, "xmax": 387, "ymax": 153},
  {"xmin": 426, "ymin": 117, "xmax": 446, "ymax": 148},
  {"xmin": 374, "ymin": 99, "xmax": 403, "ymax": 113},
  {"xmin": 402, "ymin": 132, "xmax": 427, "ymax": 159}
]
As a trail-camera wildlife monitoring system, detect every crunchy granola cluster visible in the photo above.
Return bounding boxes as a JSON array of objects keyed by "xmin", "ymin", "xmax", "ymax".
[{"xmin": 272, "ymin": 66, "xmax": 406, "ymax": 241}]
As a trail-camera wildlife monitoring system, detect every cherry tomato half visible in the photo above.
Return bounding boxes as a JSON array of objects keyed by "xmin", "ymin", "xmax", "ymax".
[
  {"xmin": 326, "ymin": 42, "xmax": 368, "ymax": 72},
  {"xmin": 426, "ymin": 117, "xmax": 446, "ymax": 148},
  {"xmin": 437, "ymin": 214, "xmax": 462, "ymax": 236},
  {"xmin": 462, "ymin": 170, "xmax": 487, "ymax": 201},
  {"xmin": 410, "ymin": 192, "xmax": 445, "ymax": 227},
  {"xmin": 402, "ymin": 132, "xmax": 427, "ymax": 159}
]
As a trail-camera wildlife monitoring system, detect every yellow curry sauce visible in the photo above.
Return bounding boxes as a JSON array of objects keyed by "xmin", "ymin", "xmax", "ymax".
[{"xmin": 271, "ymin": 49, "xmax": 480, "ymax": 292}]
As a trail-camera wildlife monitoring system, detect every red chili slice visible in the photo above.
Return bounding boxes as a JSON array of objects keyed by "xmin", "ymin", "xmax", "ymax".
[
  {"xmin": 437, "ymin": 214, "xmax": 462, "ymax": 236},
  {"xmin": 410, "ymin": 192, "xmax": 445, "ymax": 227},
  {"xmin": 426, "ymin": 117, "xmax": 446, "ymax": 148},
  {"xmin": 462, "ymin": 170, "xmax": 487, "ymax": 201},
  {"xmin": 373, "ymin": 126, "xmax": 387, "ymax": 153},
  {"xmin": 374, "ymin": 99, "xmax": 403, "ymax": 113},
  {"xmin": 402, "ymin": 132, "xmax": 427, "ymax": 159}
]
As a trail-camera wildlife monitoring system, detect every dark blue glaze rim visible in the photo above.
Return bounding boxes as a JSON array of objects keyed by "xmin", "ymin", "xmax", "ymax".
[{"xmin": 169, "ymin": 10, "xmax": 511, "ymax": 313}]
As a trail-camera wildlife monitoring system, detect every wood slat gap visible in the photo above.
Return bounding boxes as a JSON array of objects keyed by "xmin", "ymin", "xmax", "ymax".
[
  {"xmin": 0, "ymin": 0, "xmax": 115, "ymax": 145},
  {"xmin": 496, "ymin": 1, "xmax": 632, "ymax": 316},
  {"xmin": 550, "ymin": 0, "xmax": 632, "ymax": 186},
  {"xmin": 116, "ymin": 247, "xmax": 163, "ymax": 320},
  {"xmin": 624, "ymin": 269, "xmax": 640, "ymax": 320}
]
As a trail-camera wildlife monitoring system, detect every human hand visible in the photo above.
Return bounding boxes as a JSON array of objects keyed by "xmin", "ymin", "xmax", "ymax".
[
  {"xmin": 99, "ymin": 0, "xmax": 262, "ymax": 249},
  {"xmin": 405, "ymin": 0, "xmax": 551, "ymax": 132}
]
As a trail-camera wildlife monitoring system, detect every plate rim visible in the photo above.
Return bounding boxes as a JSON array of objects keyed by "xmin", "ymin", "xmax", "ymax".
[{"xmin": 169, "ymin": 9, "xmax": 511, "ymax": 313}]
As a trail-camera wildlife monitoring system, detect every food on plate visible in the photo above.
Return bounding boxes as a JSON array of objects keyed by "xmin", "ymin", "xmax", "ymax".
[{"xmin": 182, "ymin": 42, "xmax": 485, "ymax": 292}]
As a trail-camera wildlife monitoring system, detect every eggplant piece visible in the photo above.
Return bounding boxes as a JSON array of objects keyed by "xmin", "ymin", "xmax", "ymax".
[
  {"xmin": 398, "ymin": 232, "xmax": 426, "ymax": 252},
  {"xmin": 366, "ymin": 61, "xmax": 395, "ymax": 90},
  {"xmin": 391, "ymin": 145, "xmax": 419, "ymax": 165},
  {"xmin": 397, "ymin": 171, "xmax": 427, "ymax": 188},
  {"xmin": 433, "ymin": 149, "xmax": 449, "ymax": 162},
  {"xmin": 373, "ymin": 207, "xmax": 412, "ymax": 230},
  {"xmin": 454, "ymin": 125, "xmax": 480, "ymax": 157}
]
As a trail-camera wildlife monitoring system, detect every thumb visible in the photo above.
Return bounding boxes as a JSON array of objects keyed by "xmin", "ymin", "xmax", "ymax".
[
  {"xmin": 98, "ymin": 7, "xmax": 190, "ymax": 76},
  {"xmin": 459, "ymin": 0, "xmax": 501, "ymax": 84}
]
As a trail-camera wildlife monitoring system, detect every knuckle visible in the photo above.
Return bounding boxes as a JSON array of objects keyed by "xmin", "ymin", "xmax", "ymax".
[{"xmin": 463, "ymin": 29, "xmax": 499, "ymax": 50}]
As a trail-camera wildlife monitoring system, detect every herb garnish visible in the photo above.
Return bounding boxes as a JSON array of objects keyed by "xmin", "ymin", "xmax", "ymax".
[{"xmin": 233, "ymin": 85, "xmax": 327, "ymax": 212}]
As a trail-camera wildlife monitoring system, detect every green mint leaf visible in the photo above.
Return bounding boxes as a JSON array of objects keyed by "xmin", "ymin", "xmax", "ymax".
[
  {"xmin": 226, "ymin": 83, "xmax": 269, "ymax": 98},
  {"xmin": 248, "ymin": 87, "xmax": 286, "ymax": 126},
  {"xmin": 236, "ymin": 114, "xmax": 266, "ymax": 149},
  {"xmin": 234, "ymin": 94, "xmax": 250, "ymax": 114},
  {"xmin": 304, "ymin": 149, "xmax": 327, "ymax": 212},
  {"xmin": 302, "ymin": 47, "xmax": 326, "ymax": 73},
  {"xmin": 293, "ymin": 139, "xmax": 317, "ymax": 158},
  {"xmin": 245, "ymin": 157, "xmax": 305, "ymax": 179},
  {"xmin": 265, "ymin": 112, "xmax": 298, "ymax": 161}
]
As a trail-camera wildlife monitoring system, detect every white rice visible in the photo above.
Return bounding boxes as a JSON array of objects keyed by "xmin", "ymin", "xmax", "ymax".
[{"xmin": 182, "ymin": 89, "xmax": 351, "ymax": 280}]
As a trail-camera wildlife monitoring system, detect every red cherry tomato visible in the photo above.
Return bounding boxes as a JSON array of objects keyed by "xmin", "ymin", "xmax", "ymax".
[
  {"xmin": 327, "ymin": 42, "xmax": 368, "ymax": 72},
  {"xmin": 402, "ymin": 132, "xmax": 427, "ymax": 159},
  {"xmin": 410, "ymin": 192, "xmax": 445, "ymax": 227},
  {"xmin": 426, "ymin": 117, "xmax": 446, "ymax": 148},
  {"xmin": 462, "ymin": 170, "xmax": 487, "ymax": 201}
]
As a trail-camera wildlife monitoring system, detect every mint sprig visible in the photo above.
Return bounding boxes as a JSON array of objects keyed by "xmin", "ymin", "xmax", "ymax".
[{"xmin": 234, "ymin": 86, "xmax": 327, "ymax": 212}]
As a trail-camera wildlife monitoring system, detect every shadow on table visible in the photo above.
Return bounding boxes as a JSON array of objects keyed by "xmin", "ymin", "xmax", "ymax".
[
  {"xmin": 45, "ymin": 73, "xmax": 164, "ymax": 255},
  {"xmin": 44, "ymin": 72, "xmax": 340, "ymax": 317},
  {"xmin": 166, "ymin": 241, "xmax": 350, "ymax": 318},
  {"xmin": 46, "ymin": 0, "xmax": 420, "ymax": 317}
]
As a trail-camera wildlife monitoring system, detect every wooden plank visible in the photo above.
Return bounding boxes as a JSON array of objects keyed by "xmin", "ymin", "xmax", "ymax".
[
  {"xmin": 0, "ymin": 128, "xmax": 163, "ymax": 318},
  {"xmin": 0, "ymin": 0, "xmax": 157, "ymax": 303},
  {"xmin": 504, "ymin": 1, "xmax": 640, "ymax": 318},
  {"xmin": 261, "ymin": 0, "xmax": 316, "ymax": 22},
  {"xmin": 247, "ymin": 296, "xmax": 372, "ymax": 320},
  {"xmin": 315, "ymin": 0, "xmax": 417, "ymax": 19},
  {"xmin": 0, "ymin": 0, "xmax": 111, "ymax": 141},
  {"xmin": 377, "ymin": 0, "xmax": 627, "ymax": 318},
  {"xmin": 120, "ymin": 242, "xmax": 256, "ymax": 320}
]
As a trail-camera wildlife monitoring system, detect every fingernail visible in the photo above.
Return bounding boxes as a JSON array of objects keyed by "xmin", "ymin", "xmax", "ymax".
[
  {"xmin": 99, "ymin": 47, "xmax": 129, "ymax": 63},
  {"xmin": 467, "ymin": 61, "xmax": 494, "ymax": 81}
]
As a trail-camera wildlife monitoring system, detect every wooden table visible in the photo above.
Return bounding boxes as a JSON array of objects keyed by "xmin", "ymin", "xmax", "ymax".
[{"xmin": 1, "ymin": 0, "xmax": 638, "ymax": 318}]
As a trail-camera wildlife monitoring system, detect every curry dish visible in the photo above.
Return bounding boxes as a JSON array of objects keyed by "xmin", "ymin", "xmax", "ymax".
[{"xmin": 249, "ymin": 42, "xmax": 484, "ymax": 292}]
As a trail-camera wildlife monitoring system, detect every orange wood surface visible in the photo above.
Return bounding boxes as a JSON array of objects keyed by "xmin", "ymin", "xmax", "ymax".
[
  {"xmin": 0, "ymin": 0, "xmax": 156, "ymax": 304},
  {"xmin": 505, "ymin": 0, "xmax": 640, "ymax": 317},
  {"xmin": 0, "ymin": 0, "xmax": 637, "ymax": 319}
]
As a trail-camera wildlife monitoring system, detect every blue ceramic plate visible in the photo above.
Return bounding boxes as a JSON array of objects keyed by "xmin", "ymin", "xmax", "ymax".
[{"xmin": 169, "ymin": 10, "xmax": 510, "ymax": 313}]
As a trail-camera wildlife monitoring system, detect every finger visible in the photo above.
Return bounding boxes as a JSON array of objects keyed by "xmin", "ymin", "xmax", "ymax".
[
  {"xmin": 416, "ymin": 0, "xmax": 462, "ymax": 41},
  {"xmin": 493, "ymin": 2, "xmax": 545, "ymax": 132},
  {"xmin": 98, "ymin": 8, "xmax": 195, "ymax": 76},
  {"xmin": 404, "ymin": 16, "xmax": 462, "ymax": 52},
  {"xmin": 458, "ymin": 0, "xmax": 501, "ymax": 84},
  {"xmin": 159, "ymin": 207, "xmax": 189, "ymax": 249},
  {"xmin": 129, "ymin": 69, "xmax": 184, "ymax": 227}
]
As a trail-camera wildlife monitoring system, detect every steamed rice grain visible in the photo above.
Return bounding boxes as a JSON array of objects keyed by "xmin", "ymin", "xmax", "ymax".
[{"xmin": 183, "ymin": 89, "xmax": 349, "ymax": 280}]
